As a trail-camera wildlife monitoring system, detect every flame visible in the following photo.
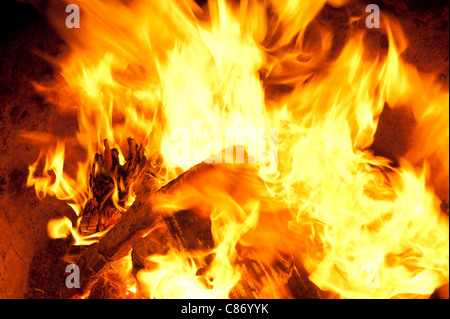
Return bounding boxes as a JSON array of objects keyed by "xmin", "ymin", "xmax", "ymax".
[
  {"xmin": 137, "ymin": 161, "xmax": 263, "ymax": 298},
  {"xmin": 27, "ymin": 139, "xmax": 89, "ymax": 217},
  {"xmin": 26, "ymin": 0, "xmax": 448, "ymax": 298},
  {"xmin": 47, "ymin": 217, "xmax": 104, "ymax": 245}
]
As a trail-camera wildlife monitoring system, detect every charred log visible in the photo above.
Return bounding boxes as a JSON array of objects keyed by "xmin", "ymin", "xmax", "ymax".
[
  {"xmin": 80, "ymin": 138, "xmax": 147, "ymax": 235},
  {"xmin": 230, "ymin": 249, "xmax": 296, "ymax": 299}
]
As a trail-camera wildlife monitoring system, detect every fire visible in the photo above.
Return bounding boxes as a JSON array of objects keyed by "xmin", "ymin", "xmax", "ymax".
[{"xmin": 26, "ymin": 0, "xmax": 448, "ymax": 299}]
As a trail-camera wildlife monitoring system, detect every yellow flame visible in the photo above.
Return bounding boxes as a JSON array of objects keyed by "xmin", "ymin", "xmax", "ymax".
[
  {"xmin": 26, "ymin": 0, "xmax": 449, "ymax": 299},
  {"xmin": 27, "ymin": 140, "xmax": 88, "ymax": 217}
]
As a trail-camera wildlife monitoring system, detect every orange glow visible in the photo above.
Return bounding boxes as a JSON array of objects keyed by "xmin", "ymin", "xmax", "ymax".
[{"xmin": 27, "ymin": 0, "xmax": 448, "ymax": 299}]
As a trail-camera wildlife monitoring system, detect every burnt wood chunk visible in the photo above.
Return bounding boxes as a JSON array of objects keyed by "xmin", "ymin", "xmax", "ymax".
[{"xmin": 80, "ymin": 137, "xmax": 148, "ymax": 236}]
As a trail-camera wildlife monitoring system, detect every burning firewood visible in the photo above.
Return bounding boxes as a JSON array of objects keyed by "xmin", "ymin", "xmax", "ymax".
[
  {"xmin": 79, "ymin": 137, "xmax": 147, "ymax": 235},
  {"xmin": 63, "ymin": 155, "xmax": 328, "ymax": 298},
  {"xmin": 131, "ymin": 211, "xmax": 324, "ymax": 299},
  {"xmin": 131, "ymin": 209, "xmax": 214, "ymax": 274},
  {"xmin": 63, "ymin": 160, "xmax": 231, "ymax": 298},
  {"xmin": 131, "ymin": 225, "xmax": 176, "ymax": 273}
]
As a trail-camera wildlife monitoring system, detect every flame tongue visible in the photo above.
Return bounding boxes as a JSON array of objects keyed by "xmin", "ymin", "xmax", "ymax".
[{"xmin": 26, "ymin": 0, "xmax": 449, "ymax": 299}]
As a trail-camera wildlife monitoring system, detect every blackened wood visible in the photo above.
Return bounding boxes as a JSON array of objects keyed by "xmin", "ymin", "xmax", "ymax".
[
  {"xmin": 131, "ymin": 224, "xmax": 175, "ymax": 274},
  {"xmin": 80, "ymin": 138, "xmax": 147, "ymax": 236},
  {"xmin": 164, "ymin": 209, "xmax": 214, "ymax": 252},
  {"xmin": 131, "ymin": 209, "xmax": 214, "ymax": 274},
  {"xmin": 229, "ymin": 248, "xmax": 295, "ymax": 299}
]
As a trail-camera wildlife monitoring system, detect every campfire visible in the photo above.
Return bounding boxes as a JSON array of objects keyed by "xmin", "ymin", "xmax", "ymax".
[{"xmin": 3, "ymin": 0, "xmax": 448, "ymax": 299}]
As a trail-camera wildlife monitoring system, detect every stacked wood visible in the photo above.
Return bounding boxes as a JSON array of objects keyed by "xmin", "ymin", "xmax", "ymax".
[
  {"xmin": 132, "ymin": 226, "xmax": 323, "ymax": 299},
  {"xmin": 33, "ymin": 144, "xmax": 450, "ymax": 298},
  {"xmin": 64, "ymin": 161, "xmax": 224, "ymax": 297},
  {"xmin": 64, "ymin": 172, "xmax": 160, "ymax": 298},
  {"xmin": 64, "ymin": 156, "xmax": 324, "ymax": 299}
]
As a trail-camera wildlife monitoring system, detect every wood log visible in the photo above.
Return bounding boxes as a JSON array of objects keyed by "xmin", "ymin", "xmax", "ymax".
[
  {"xmin": 130, "ymin": 201, "xmax": 322, "ymax": 299},
  {"xmin": 65, "ymin": 160, "xmax": 236, "ymax": 297},
  {"xmin": 131, "ymin": 209, "xmax": 214, "ymax": 275},
  {"xmin": 211, "ymin": 245, "xmax": 324, "ymax": 299},
  {"xmin": 286, "ymin": 255, "xmax": 329, "ymax": 299},
  {"xmin": 67, "ymin": 154, "xmax": 318, "ymax": 298},
  {"xmin": 74, "ymin": 153, "xmax": 321, "ymax": 299},
  {"xmin": 80, "ymin": 138, "xmax": 147, "ymax": 236},
  {"xmin": 132, "ymin": 228, "xmax": 324, "ymax": 299},
  {"xmin": 131, "ymin": 224, "xmax": 175, "ymax": 274},
  {"xmin": 65, "ymin": 171, "xmax": 160, "ymax": 298},
  {"xmin": 229, "ymin": 249, "xmax": 295, "ymax": 299}
]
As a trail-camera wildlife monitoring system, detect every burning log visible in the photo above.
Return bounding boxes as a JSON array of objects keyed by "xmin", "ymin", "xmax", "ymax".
[
  {"xmin": 131, "ymin": 217, "xmax": 324, "ymax": 298},
  {"xmin": 230, "ymin": 250, "xmax": 296, "ymax": 299},
  {"xmin": 131, "ymin": 209, "xmax": 214, "ymax": 274},
  {"xmin": 65, "ymin": 155, "xmax": 327, "ymax": 298},
  {"xmin": 287, "ymin": 259, "xmax": 329, "ymax": 299},
  {"xmin": 80, "ymin": 138, "xmax": 147, "ymax": 235},
  {"xmin": 131, "ymin": 225, "xmax": 175, "ymax": 273},
  {"xmin": 65, "ymin": 172, "xmax": 159, "ymax": 298},
  {"xmin": 64, "ymin": 160, "xmax": 233, "ymax": 297}
]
